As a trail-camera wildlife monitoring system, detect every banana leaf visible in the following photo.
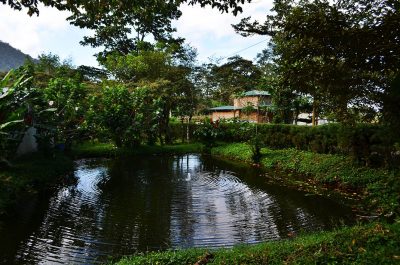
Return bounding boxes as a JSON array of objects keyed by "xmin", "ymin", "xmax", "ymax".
[{"xmin": 0, "ymin": 120, "xmax": 24, "ymax": 130}]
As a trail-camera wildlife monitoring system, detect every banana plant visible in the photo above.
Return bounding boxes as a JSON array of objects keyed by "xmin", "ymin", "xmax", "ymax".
[{"xmin": 0, "ymin": 70, "xmax": 32, "ymax": 160}]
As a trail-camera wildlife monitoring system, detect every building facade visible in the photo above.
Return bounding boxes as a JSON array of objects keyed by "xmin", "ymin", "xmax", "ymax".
[{"xmin": 210, "ymin": 90, "xmax": 273, "ymax": 123}]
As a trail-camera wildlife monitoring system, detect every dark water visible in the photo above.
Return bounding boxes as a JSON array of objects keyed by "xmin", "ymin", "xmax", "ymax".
[{"xmin": 0, "ymin": 154, "xmax": 353, "ymax": 264}]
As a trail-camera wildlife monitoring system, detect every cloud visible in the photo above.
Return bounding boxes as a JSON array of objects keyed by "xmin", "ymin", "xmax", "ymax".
[
  {"xmin": 0, "ymin": 5, "xmax": 69, "ymax": 56},
  {"xmin": 0, "ymin": 4, "xmax": 99, "ymax": 66},
  {"xmin": 174, "ymin": 0, "xmax": 274, "ymax": 63}
]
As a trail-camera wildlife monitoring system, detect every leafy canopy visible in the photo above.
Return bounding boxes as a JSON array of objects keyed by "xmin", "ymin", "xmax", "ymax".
[{"xmin": 233, "ymin": 0, "xmax": 400, "ymax": 123}]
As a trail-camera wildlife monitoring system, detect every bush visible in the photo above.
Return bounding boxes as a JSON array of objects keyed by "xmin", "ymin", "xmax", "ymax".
[
  {"xmin": 194, "ymin": 118, "xmax": 224, "ymax": 152},
  {"xmin": 187, "ymin": 121, "xmax": 400, "ymax": 168}
]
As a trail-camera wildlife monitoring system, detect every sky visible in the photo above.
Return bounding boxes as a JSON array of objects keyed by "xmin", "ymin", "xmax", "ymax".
[{"xmin": 0, "ymin": 1, "xmax": 273, "ymax": 67}]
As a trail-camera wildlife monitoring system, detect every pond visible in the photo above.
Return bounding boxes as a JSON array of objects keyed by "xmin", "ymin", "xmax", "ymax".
[{"xmin": 0, "ymin": 154, "xmax": 354, "ymax": 264}]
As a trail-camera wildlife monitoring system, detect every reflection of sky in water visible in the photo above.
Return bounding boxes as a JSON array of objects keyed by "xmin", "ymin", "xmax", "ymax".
[
  {"xmin": 169, "ymin": 156, "xmax": 322, "ymax": 248},
  {"xmin": 170, "ymin": 156, "xmax": 281, "ymax": 247},
  {"xmin": 3, "ymin": 155, "xmax": 353, "ymax": 264},
  {"xmin": 15, "ymin": 161, "xmax": 112, "ymax": 264}
]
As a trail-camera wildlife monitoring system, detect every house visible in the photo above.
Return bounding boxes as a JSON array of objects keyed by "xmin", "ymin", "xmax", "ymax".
[{"xmin": 210, "ymin": 90, "xmax": 273, "ymax": 123}]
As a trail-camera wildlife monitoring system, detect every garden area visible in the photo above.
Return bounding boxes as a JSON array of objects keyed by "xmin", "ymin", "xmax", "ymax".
[{"xmin": 1, "ymin": 0, "xmax": 400, "ymax": 264}]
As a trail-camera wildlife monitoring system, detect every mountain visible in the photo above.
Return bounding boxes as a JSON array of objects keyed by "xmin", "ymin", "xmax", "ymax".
[{"xmin": 0, "ymin": 41, "xmax": 35, "ymax": 72}]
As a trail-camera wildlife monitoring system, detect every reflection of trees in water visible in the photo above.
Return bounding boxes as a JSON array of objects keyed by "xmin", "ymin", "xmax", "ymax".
[
  {"xmin": 200, "ymin": 156, "xmax": 352, "ymax": 241},
  {"xmin": 98, "ymin": 156, "xmax": 175, "ymax": 252},
  {"xmin": 5, "ymin": 155, "xmax": 353, "ymax": 264},
  {"xmin": 15, "ymin": 156, "xmax": 177, "ymax": 263},
  {"xmin": 170, "ymin": 155, "xmax": 194, "ymax": 246},
  {"xmin": 0, "ymin": 190, "xmax": 59, "ymax": 263}
]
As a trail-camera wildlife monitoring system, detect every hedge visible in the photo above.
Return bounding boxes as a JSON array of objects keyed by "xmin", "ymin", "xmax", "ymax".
[{"xmin": 169, "ymin": 122, "xmax": 400, "ymax": 167}]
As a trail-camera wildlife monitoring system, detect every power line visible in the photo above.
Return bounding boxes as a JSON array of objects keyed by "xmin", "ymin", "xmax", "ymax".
[{"xmin": 221, "ymin": 39, "xmax": 269, "ymax": 60}]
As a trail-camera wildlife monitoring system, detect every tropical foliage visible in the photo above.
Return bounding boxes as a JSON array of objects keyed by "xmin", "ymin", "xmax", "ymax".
[{"xmin": 0, "ymin": 70, "xmax": 32, "ymax": 159}]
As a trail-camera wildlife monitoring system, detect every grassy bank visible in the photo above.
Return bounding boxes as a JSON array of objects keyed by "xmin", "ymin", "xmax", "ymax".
[
  {"xmin": 0, "ymin": 153, "xmax": 74, "ymax": 215},
  {"xmin": 211, "ymin": 143, "xmax": 400, "ymax": 216},
  {"xmin": 115, "ymin": 222, "xmax": 400, "ymax": 265},
  {"xmin": 71, "ymin": 142, "xmax": 203, "ymax": 158}
]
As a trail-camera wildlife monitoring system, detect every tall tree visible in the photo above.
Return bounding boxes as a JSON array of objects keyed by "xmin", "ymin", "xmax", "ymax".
[
  {"xmin": 211, "ymin": 55, "xmax": 261, "ymax": 104},
  {"xmin": 233, "ymin": 0, "xmax": 400, "ymax": 124},
  {"xmin": 103, "ymin": 42, "xmax": 198, "ymax": 144}
]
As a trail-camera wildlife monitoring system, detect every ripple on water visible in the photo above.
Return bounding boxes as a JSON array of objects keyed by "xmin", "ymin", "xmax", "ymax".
[{"xmin": 4, "ymin": 155, "xmax": 353, "ymax": 264}]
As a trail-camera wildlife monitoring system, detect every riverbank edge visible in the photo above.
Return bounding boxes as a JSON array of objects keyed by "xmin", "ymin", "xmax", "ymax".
[
  {"xmin": 114, "ymin": 222, "xmax": 400, "ymax": 265},
  {"xmin": 70, "ymin": 142, "xmax": 203, "ymax": 158},
  {"xmin": 0, "ymin": 153, "xmax": 74, "ymax": 216},
  {"xmin": 211, "ymin": 143, "xmax": 399, "ymax": 217}
]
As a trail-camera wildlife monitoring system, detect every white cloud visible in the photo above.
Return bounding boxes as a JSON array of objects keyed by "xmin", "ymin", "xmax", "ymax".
[
  {"xmin": 0, "ymin": 4, "xmax": 99, "ymax": 66},
  {"xmin": 0, "ymin": 5, "xmax": 69, "ymax": 56},
  {"xmin": 174, "ymin": 0, "xmax": 274, "ymax": 63}
]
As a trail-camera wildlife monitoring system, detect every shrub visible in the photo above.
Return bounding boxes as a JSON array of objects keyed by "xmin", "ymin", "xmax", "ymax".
[{"xmin": 189, "ymin": 121, "xmax": 400, "ymax": 168}]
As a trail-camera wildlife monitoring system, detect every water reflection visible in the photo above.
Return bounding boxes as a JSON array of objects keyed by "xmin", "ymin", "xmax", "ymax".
[{"xmin": 0, "ymin": 155, "xmax": 353, "ymax": 264}]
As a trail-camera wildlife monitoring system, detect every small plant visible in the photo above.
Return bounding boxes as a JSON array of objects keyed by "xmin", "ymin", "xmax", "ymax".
[
  {"xmin": 249, "ymin": 134, "xmax": 264, "ymax": 163},
  {"xmin": 194, "ymin": 118, "xmax": 223, "ymax": 152}
]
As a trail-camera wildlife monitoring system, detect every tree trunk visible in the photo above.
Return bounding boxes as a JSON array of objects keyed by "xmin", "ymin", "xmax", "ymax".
[
  {"xmin": 312, "ymin": 99, "xmax": 319, "ymax": 126},
  {"xmin": 164, "ymin": 106, "xmax": 172, "ymax": 145},
  {"xmin": 181, "ymin": 117, "xmax": 185, "ymax": 143},
  {"xmin": 187, "ymin": 115, "xmax": 192, "ymax": 143}
]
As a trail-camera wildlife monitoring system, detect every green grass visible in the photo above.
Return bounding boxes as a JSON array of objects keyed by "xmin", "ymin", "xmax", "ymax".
[
  {"xmin": 0, "ymin": 153, "xmax": 74, "ymax": 215},
  {"xmin": 211, "ymin": 143, "xmax": 400, "ymax": 215},
  {"xmin": 115, "ymin": 222, "xmax": 400, "ymax": 265},
  {"xmin": 71, "ymin": 142, "xmax": 118, "ymax": 157},
  {"xmin": 71, "ymin": 142, "xmax": 203, "ymax": 158}
]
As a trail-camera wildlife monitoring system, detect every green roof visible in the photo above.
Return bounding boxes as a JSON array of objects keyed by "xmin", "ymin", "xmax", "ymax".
[
  {"xmin": 244, "ymin": 90, "xmax": 271, "ymax": 96},
  {"xmin": 209, "ymin": 106, "xmax": 241, "ymax": 111}
]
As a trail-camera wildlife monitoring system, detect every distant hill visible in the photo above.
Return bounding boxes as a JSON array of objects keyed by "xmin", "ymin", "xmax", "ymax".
[{"xmin": 0, "ymin": 41, "xmax": 35, "ymax": 72}]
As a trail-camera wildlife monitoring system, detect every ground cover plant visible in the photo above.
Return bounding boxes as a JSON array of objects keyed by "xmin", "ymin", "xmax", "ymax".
[
  {"xmin": 71, "ymin": 141, "xmax": 203, "ymax": 158},
  {"xmin": 212, "ymin": 143, "xmax": 400, "ymax": 216},
  {"xmin": 115, "ymin": 222, "xmax": 400, "ymax": 265}
]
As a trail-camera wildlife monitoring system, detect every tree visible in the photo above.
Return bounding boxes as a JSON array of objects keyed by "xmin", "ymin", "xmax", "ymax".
[
  {"xmin": 103, "ymin": 42, "xmax": 198, "ymax": 144},
  {"xmin": 211, "ymin": 55, "xmax": 261, "ymax": 104},
  {"xmin": 255, "ymin": 46, "xmax": 295, "ymax": 124},
  {"xmin": 191, "ymin": 58, "xmax": 223, "ymax": 110},
  {"xmin": 18, "ymin": 53, "xmax": 84, "ymax": 88},
  {"xmin": 2, "ymin": 0, "xmax": 252, "ymax": 16},
  {"xmin": 42, "ymin": 77, "xmax": 87, "ymax": 149},
  {"xmin": 89, "ymin": 84, "xmax": 134, "ymax": 147},
  {"xmin": 233, "ymin": 0, "xmax": 400, "ymax": 124}
]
